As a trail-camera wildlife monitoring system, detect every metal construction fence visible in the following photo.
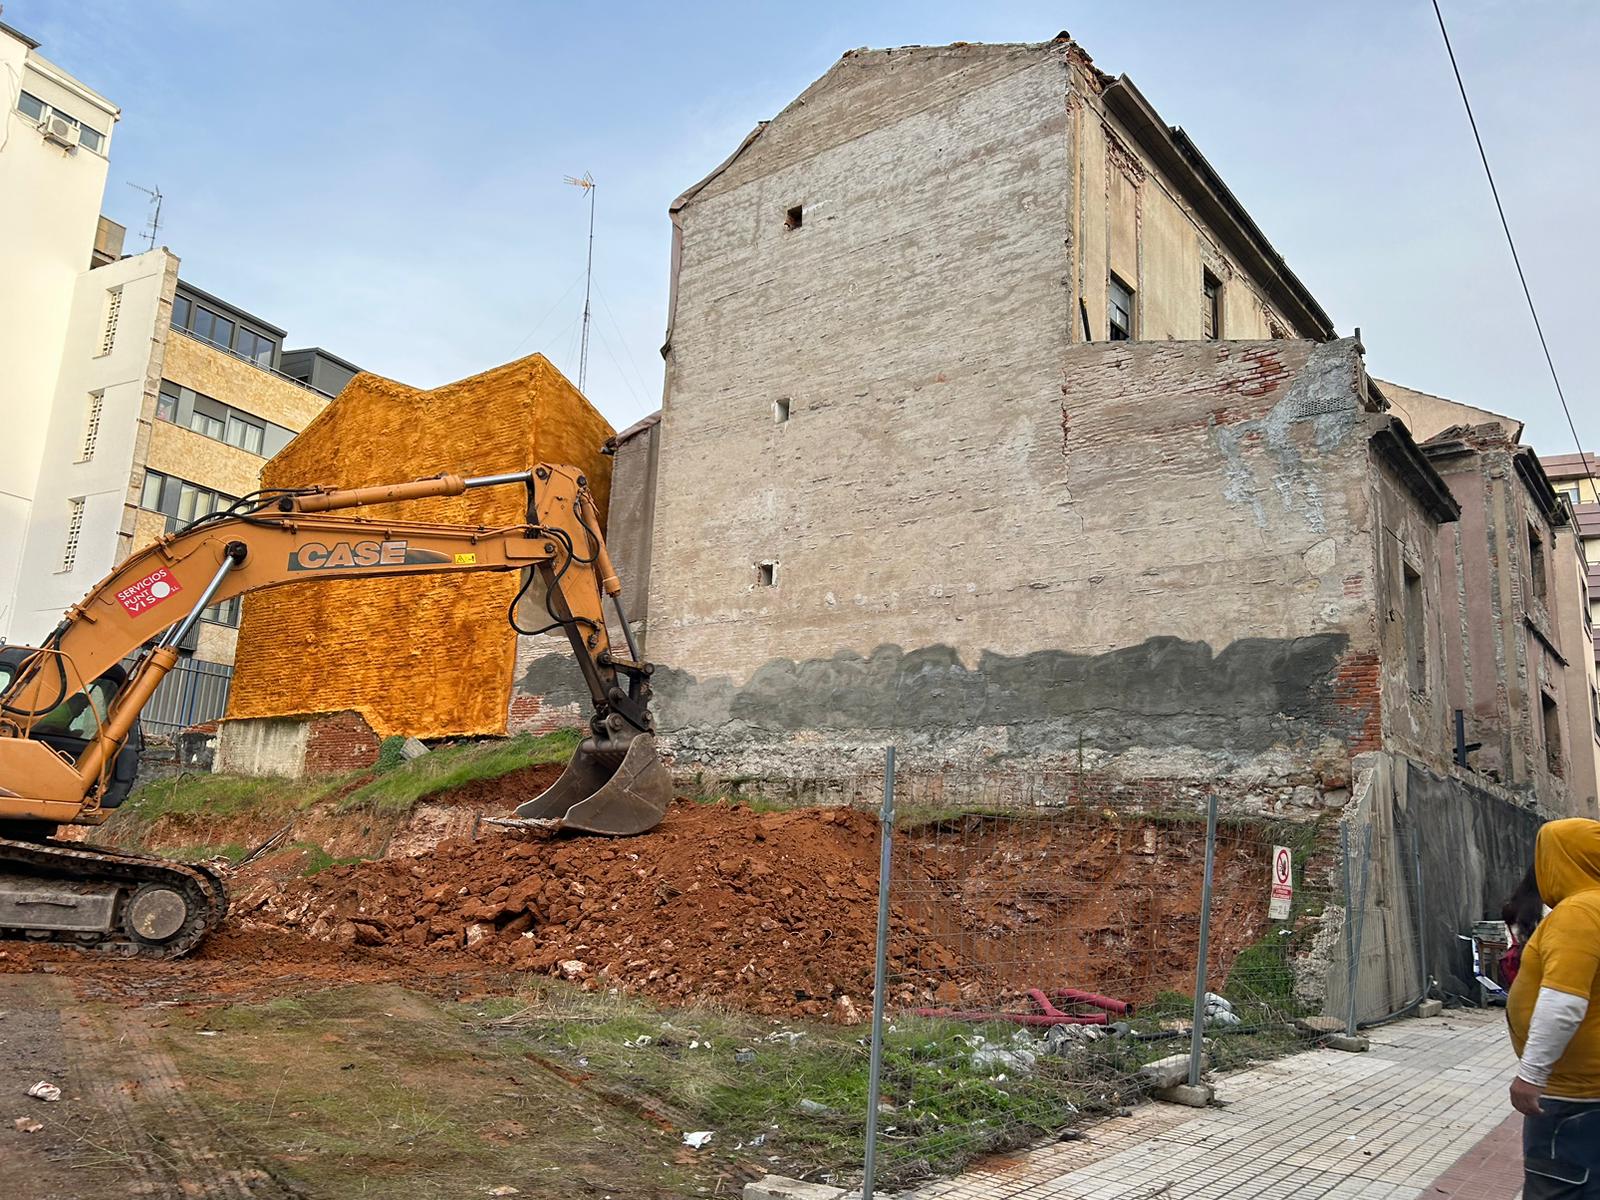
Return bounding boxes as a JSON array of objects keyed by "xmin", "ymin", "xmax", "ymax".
[
  {"xmin": 138, "ymin": 656, "xmax": 232, "ymax": 740},
  {"xmin": 855, "ymin": 748, "xmax": 1429, "ymax": 1195}
]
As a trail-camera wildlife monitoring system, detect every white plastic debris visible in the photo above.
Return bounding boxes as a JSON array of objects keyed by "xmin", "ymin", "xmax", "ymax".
[
  {"xmin": 487, "ymin": 1188, "xmax": 521, "ymax": 1197},
  {"xmin": 13, "ymin": 1117, "xmax": 42, "ymax": 1133},
  {"xmin": 26, "ymin": 1082, "xmax": 60, "ymax": 1102},
  {"xmin": 682, "ymin": 1130, "xmax": 714, "ymax": 1149},
  {"xmin": 621, "ymin": 1035, "xmax": 653, "ymax": 1049}
]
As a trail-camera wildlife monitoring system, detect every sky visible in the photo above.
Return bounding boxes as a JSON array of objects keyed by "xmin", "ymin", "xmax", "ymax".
[{"xmin": 7, "ymin": 0, "xmax": 1596, "ymax": 453}]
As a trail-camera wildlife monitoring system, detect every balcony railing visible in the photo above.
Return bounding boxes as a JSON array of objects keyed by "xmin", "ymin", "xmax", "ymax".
[{"xmin": 170, "ymin": 325, "xmax": 334, "ymax": 399}]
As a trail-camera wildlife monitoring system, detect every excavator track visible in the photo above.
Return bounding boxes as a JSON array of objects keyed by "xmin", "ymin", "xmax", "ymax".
[{"xmin": 0, "ymin": 837, "xmax": 227, "ymax": 958}]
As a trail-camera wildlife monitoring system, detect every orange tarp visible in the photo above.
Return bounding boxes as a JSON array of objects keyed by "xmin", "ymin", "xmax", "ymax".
[{"xmin": 226, "ymin": 354, "xmax": 613, "ymax": 738}]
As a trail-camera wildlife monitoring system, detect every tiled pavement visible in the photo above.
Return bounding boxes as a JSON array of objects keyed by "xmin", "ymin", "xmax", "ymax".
[{"xmin": 899, "ymin": 1009, "xmax": 1524, "ymax": 1200}]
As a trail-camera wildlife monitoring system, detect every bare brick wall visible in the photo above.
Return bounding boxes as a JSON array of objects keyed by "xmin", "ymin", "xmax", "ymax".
[
  {"xmin": 224, "ymin": 354, "xmax": 612, "ymax": 741},
  {"xmin": 302, "ymin": 710, "xmax": 381, "ymax": 777}
]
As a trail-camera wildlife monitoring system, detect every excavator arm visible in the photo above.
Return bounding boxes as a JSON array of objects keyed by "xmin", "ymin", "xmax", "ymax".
[{"xmin": 0, "ymin": 465, "xmax": 666, "ymax": 833}]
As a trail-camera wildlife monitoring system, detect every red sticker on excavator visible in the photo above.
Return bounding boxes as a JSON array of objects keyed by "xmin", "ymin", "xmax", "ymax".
[{"xmin": 116, "ymin": 567, "xmax": 184, "ymax": 616}]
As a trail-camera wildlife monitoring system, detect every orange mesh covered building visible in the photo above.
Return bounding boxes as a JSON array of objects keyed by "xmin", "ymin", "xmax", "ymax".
[{"xmin": 216, "ymin": 354, "xmax": 613, "ymax": 776}]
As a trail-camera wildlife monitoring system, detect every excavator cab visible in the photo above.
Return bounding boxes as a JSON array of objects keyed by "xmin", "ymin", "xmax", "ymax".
[{"xmin": 0, "ymin": 649, "xmax": 140, "ymax": 811}]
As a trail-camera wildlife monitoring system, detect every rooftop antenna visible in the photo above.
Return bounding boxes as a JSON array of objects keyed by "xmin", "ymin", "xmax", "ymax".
[
  {"xmin": 127, "ymin": 181, "xmax": 163, "ymax": 251},
  {"xmin": 564, "ymin": 172, "xmax": 595, "ymax": 393}
]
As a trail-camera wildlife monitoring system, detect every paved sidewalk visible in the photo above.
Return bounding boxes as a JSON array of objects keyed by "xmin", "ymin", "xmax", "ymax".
[{"xmin": 903, "ymin": 1008, "xmax": 1524, "ymax": 1200}]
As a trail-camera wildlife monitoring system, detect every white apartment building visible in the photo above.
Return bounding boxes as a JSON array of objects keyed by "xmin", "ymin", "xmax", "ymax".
[{"xmin": 0, "ymin": 20, "xmax": 124, "ymax": 629}]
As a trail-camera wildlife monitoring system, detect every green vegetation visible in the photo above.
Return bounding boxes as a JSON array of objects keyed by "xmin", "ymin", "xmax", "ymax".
[
  {"xmin": 119, "ymin": 772, "xmax": 324, "ymax": 825},
  {"xmin": 291, "ymin": 843, "xmax": 368, "ymax": 876},
  {"xmin": 373, "ymin": 734, "xmax": 409, "ymax": 774},
  {"xmin": 335, "ymin": 728, "xmax": 580, "ymax": 815}
]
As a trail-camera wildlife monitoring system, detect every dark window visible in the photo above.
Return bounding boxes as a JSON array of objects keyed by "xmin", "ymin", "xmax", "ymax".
[
  {"xmin": 785, "ymin": 204, "xmax": 803, "ymax": 231},
  {"xmin": 1203, "ymin": 270, "xmax": 1222, "ymax": 340},
  {"xmin": 171, "ymin": 295, "xmax": 191, "ymax": 330},
  {"xmin": 774, "ymin": 398, "xmax": 791, "ymax": 424},
  {"xmin": 1529, "ymin": 523, "xmax": 1548, "ymax": 602},
  {"xmin": 157, "ymin": 380, "xmax": 181, "ymax": 423},
  {"xmin": 190, "ymin": 306, "xmax": 235, "ymax": 351},
  {"xmin": 18, "ymin": 91, "xmax": 104, "ymax": 153},
  {"xmin": 235, "ymin": 329, "xmax": 274, "ymax": 367},
  {"xmin": 758, "ymin": 562, "xmax": 777, "ymax": 587},
  {"xmin": 202, "ymin": 596, "xmax": 242, "ymax": 627},
  {"xmin": 1403, "ymin": 562, "xmax": 1427, "ymax": 691},
  {"xmin": 1543, "ymin": 693, "xmax": 1563, "ymax": 776},
  {"xmin": 1109, "ymin": 275, "xmax": 1134, "ymax": 341}
]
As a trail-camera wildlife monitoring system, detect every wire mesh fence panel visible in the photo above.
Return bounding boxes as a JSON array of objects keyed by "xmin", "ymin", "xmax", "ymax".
[
  {"xmin": 139, "ymin": 656, "xmax": 232, "ymax": 740},
  {"xmin": 856, "ymin": 757, "xmax": 1441, "ymax": 1191},
  {"xmin": 866, "ymin": 769, "xmax": 1323, "ymax": 1186},
  {"xmin": 1198, "ymin": 815, "xmax": 1342, "ymax": 1069}
]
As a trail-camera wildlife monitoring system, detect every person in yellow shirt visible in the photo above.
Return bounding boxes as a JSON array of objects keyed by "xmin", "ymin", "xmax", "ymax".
[{"xmin": 1507, "ymin": 817, "xmax": 1600, "ymax": 1198}]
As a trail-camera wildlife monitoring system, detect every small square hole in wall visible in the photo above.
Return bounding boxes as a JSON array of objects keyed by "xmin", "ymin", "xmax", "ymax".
[
  {"xmin": 784, "ymin": 204, "xmax": 803, "ymax": 231},
  {"xmin": 774, "ymin": 397, "xmax": 791, "ymax": 423},
  {"xmin": 757, "ymin": 561, "xmax": 777, "ymax": 587}
]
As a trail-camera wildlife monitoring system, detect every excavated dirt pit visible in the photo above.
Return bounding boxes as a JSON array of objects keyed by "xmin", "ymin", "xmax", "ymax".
[{"xmin": 24, "ymin": 770, "xmax": 1277, "ymax": 1019}]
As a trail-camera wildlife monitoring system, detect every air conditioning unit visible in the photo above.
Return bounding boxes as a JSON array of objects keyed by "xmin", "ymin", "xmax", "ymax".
[{"xmin": 41, "ymin": 114, "xmax": 79, "ymax": 149}]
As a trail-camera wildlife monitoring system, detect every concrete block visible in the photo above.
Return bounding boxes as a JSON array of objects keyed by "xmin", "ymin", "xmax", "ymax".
[
  {"xmin": 1296, "ymin": 1015, "xmax": 1346, "ymax": 1037},
  {"xmin": 1139, "ymin": 1052, "xmax": 1200, "ymax": 1090},
  {"xmin": 744, "ymin": 1177, "xmax": 845, "ymax": 1200},
  {"xmin": 1417, "ymin": 999, "xmax": 1443, "ymax": 1018},
  {"xmin": 400, "ymin": 736, "xmax": 430, "ymax": 761},
  {"xmin": 1156, "ymin": 1082, "xmax": 1214, "ymax": 1107},
  {"xmin": 1324, "ymin": 1033, "xmax": 1369, "ymax": 1053}
]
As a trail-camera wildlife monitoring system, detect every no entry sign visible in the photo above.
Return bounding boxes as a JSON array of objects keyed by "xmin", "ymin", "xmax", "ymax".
[{"xmin": 1269, "ymin": 845, "xmax": 1293, "ymax": 920}]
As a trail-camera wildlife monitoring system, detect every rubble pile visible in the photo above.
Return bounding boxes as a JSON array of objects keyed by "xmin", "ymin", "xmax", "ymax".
[{"xmin": 236, "ymin": 797, "xmax": 1271, "ymax": 1019}]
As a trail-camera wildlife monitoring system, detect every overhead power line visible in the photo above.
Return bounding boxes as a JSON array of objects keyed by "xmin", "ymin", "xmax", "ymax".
[{"xmin": 1429, "ymin": 0, "xmax": 1597, "ymax": 494}]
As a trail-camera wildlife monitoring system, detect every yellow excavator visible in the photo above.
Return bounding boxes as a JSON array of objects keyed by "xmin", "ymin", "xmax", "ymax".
[{"xmin": 0, "ymin": 464, "xmax": 671, "ymax": 958}]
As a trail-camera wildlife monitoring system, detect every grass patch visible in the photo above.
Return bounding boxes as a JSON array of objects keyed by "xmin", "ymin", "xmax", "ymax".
[
  {"xmin": 292, "ymin": 843, "xmax": 368, "ymax": 877},
  {"xmin": 337, "ymin": 729, "xmax": 580, "ymax": 816},
  {"xmin": 157, "ymin": 842, "xmax": 249, "ymax": 865},
  {"xmin": 487, "ymin": 985, "xmax": 1158, "ymax": 1187},
  {"xmin": 119, "ymin": 773, "xmax": 323, "ymax": 825}
]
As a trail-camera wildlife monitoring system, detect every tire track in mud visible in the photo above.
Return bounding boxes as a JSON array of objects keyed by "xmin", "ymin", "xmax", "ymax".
[{"xmin": 57, "ymin": 981, "xmax": 304, "ymax": 1198}]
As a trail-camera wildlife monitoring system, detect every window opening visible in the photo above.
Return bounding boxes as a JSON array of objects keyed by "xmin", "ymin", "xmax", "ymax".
[
  {"xmin": 99, "ymin": 286, "xmax": 123, "ymax": 357},
  {"xmin": 1109, "ymin": 274, "xmax": 1134, "ymax": 341},
  {"xmin": 1403, "ymin": 561, "xmax": 1427, "ymax": 691},
  {"xmin": 62, "ymin": 498, "xmax": 85, "ymax": 572},
  {"xmin": 79, "ymin": 392, "xmax": 103, "ymax": 462},
  {"xmin": 1202, "ymin": 270, "xmax": 1222, "ymax": 340}
]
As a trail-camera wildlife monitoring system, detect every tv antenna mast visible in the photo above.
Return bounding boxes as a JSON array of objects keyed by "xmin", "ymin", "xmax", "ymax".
[
  {"xmin": 127, "ymin": 182, "xmax": 163, "ymax": 251},
  {"xmin": 563, "ymin": 172, "xmax": 596, "ymax": 393}
]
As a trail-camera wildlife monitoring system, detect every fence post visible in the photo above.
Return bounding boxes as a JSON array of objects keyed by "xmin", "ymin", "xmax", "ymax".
[
  {"xmin": 1343, "ymin": 822, "xmax": 1372, "ymax": 1036},
  {"xmin": 1411, "ymin": 827, "xmax": 1428, "ymax": 1003},
  {"xmin": 1187, "ymin": 794, "xmax": 1219, "ymax": 1088},
  {"xmin": 862, "ymin": 745, "xmax": 895, "ymax": 1200}
]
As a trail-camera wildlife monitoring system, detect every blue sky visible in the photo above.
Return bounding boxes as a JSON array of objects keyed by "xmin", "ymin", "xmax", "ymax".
[{"xmin": 9, "ymin": 1, "xmax": 1596, "ymax": 453}]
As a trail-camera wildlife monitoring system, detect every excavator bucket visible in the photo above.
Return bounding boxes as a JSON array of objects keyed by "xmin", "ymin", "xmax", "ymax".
[{"xmin": 511, "ymin": 732, "xmax": 670, "ymax": 836}]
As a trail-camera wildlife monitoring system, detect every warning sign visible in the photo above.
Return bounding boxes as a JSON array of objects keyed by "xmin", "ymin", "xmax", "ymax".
[
  {"xmin": 1269, "ymin": 845, "xmax": 1293, "ymax": 920},
  {"xmin": 116, "ymin": 568, "xmax": 183, "ymax": 617}
]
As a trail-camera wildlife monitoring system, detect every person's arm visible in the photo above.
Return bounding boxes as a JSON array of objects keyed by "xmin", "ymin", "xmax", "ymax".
[
  {"xmin": 1519, "ymin": 987, "xmax": 1590, "ymax": 1086},
  {"xmin": 1510, "ymin": 907, "xmax": 1600, "ymax": 1114}
]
